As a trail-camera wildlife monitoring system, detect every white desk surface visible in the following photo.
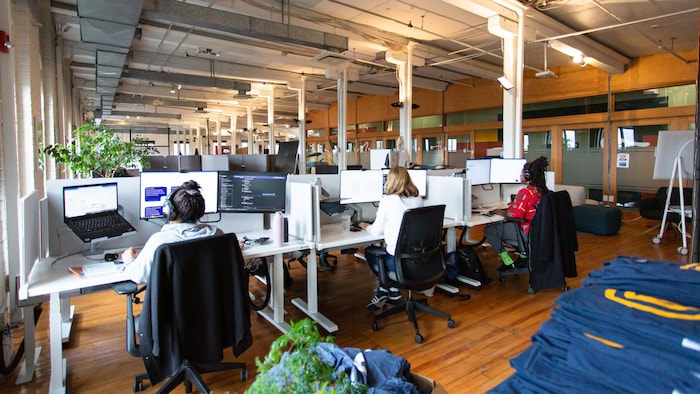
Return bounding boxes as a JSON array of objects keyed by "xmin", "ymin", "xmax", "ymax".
[
  {"xmin": 315, "ymin": 223, "xmax": 384, "ymax": 251},
  {"xmin": 466, "ymin": 213, "xmax": 505, "ymax": 227},
  {"xmin": 23, "ymin": 232, "xmax": 309, "ymax": 300}
]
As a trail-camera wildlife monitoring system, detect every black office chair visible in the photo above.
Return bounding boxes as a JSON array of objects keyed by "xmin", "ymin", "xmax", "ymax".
[
  {"xmin": 639, "ymin": 186, "xmax": 693, "ymax": 234},
  {"xmin": 365, "ymin": 204, "xmax": 455, "ymax": 343},
  {"xmin": 113, "ymin": 233, "xmax": 252, "ymax": 393},
  {"xmin": 498, "ymin": 191, "xmax": 578, "ymax": 293}
]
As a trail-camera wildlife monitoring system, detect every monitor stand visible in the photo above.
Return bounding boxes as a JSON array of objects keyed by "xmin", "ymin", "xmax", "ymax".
[{"xmin": 82, "ymin": 237, "xmax": 108, "ymax": 258}]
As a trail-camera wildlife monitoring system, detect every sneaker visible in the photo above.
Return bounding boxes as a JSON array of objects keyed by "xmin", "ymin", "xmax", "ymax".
[
  {"xmin": 417, "ymin": 286, "xmax": 435, "ymax": 297},
  {"xmin": 367, "ymin": 287, "xmax": 388, "ymax": 311},
  {"xmin": 388, "ymin": 287, "xmax": 402, "ymax": 301}
]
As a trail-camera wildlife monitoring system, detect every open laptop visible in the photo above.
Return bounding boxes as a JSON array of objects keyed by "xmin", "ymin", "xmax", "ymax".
[{"xmin": 63, "ymin": 182, "xmax": 136, "ymax": 242}]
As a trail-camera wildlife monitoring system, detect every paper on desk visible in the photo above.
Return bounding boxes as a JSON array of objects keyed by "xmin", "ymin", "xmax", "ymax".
[{"xmin": 68, "ymin": 262, "xmax": 123, "ymax": 278}]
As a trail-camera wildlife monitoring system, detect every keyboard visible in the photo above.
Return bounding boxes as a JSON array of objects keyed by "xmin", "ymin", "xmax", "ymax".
[{"xmin": 67, "ymin": 212, "xmax": 136, "ymax": 242}]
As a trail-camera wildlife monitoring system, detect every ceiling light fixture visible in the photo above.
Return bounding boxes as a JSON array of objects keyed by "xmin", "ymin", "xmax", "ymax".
[
  {"xmin": 572, "ymin": 54, "xmax": 587, "ymax": 67},
  {"xmin": 310, "ymin": 51, "xmax": 354, "ymax": 66}
]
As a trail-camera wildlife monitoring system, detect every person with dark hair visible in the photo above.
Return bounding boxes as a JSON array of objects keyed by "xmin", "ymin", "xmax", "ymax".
[
  {"xmin": 362, "ymin": 166, "xmax": 424, "ymax": 310},
  {"xmin": 483, "ymin": 156, "xmax": 550, "ymax": 272},
  {"xmin": 122, "ymin": 180, "xmax": 224, "ymax": 284}
]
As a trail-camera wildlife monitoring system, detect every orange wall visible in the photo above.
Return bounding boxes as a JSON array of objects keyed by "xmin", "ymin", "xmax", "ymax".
[{"xmin": 307, "ymin": 49, "xmax": 697, "ymax": 129}]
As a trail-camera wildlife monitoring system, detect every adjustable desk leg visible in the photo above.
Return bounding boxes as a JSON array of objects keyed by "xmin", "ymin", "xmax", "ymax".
[
  {"xmin": 49, "ymin": 293, "xmax": 66, "ymax": 394},
  {"xmin": 257, "ymin": 253, "xmax": 291, "ymax": 333},
  {"xmin": 437, "ymin": 227, "xmax": 460, "ymax": 294},
  {"xmin": 15, "ymin": 305, "xmax": 41, "ymax": 385},
  {"xmin": 60, "ymin": 297, "xmax": 74, "ymax": 343},
  {"xmin": 291, "ymin": 247, "xmax": 338, "ymax": 333}
]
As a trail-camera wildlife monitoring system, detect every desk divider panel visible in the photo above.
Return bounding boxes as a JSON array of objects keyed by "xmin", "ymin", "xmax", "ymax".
[
  {"xmin": 287, "ymin": 181, "xmax": 316, "ymax": 241},
  {"xmin": 425, "ymin": 176, "xmax": 468, "ymax": 220}
]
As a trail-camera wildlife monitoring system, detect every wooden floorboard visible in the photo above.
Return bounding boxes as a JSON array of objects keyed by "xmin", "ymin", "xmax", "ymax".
[{"xmin": 0, "ymin": 209, "xmax": 690, "ymax": 393}]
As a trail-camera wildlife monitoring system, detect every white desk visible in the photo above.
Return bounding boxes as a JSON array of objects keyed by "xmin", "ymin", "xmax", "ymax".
[
  {"xmin": 292, "ymin": 218, "xmax": 469, "ymax": 334},
  {"xmin": 236, "ymin": 231, "xmax": 310, "ymax": 333},
  {"xmin": 21, "ymin": 232, "xmax": 308, "ymax": 394},
  {"xmin": 292, "ymin": 223, "xmax": 384, "ymax": 333}
]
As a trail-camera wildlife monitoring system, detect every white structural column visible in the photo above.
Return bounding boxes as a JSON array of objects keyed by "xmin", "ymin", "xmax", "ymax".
[
  {"xmin": 229, "ymin": 112, "xmax": 237, "ymax": 153},
  {"xmin": 213, "ymin": 120, "xmax": 220, "ymax": 154},
  {"xmin": 385, "ymin": 44, "xmax": 418, "ymax": 166},
  {"xmin": 266, "ymin": 86, "xmax": 276, "ymax": 154},
  {"xmin": 336, "ymin": 65, "xmax": 348, "ymax": 170},
  {"xmin": 288, "ymin": 78, "xmax": 307, "ymax": 173},
  {"xmin": 440, "ymin": 0, "xmax": 527, "ymax": 158},
  {"xmin": 488, "ymin": 13, "xmax": 525, "ymax": 158},
  {"xmin": 247, "ymin": 104, "xmax": 254, "ymax": 154}
]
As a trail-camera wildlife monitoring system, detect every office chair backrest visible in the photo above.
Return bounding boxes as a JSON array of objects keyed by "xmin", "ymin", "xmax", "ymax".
[
  {"xmin": 139, "ymin": 233, "xmax": 252, "ymax": 385},
  {"xmin": 394, "ymin": 204, "xmax": 446, "ymax": 290}
]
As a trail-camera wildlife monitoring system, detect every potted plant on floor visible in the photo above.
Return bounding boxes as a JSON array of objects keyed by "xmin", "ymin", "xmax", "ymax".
[
  {"xmin": 41, "ymin": 121, "xmax": 158, "ymax": 178},
  {"xmin": 246, "ymin": 319, "xmax": 367, "ymax": 394}
]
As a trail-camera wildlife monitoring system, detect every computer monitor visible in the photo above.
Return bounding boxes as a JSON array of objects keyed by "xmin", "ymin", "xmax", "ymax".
[
  {"xmin": 466, "ymin": 159, "xmax": 491, "ymax": 186},
  {"xmin": 381, "ymin": 168, "xmax": 427, "ymax": 197},
  {"xmin": 218, "ymin": 171, "xmax": 287, "ymax": 213},
  {"xmin": 340, "ymin": 169, "xmax": 383, "ymax": 204},
  {"xmin": 489, "ymin": 158, "xmax": 527, "ymax": 184},
  {"xmin": 139, "ymin": 171, "xmax": 219, "ymax": 219},
  {"xmin": 274, "ymin": 141, "xmax": 299, "ymax": 174}
]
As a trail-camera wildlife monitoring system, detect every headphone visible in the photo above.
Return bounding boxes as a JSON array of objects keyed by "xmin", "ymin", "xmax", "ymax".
[
  {"xmin": 162, "ymin": 187, "xmax": 201, "ymax": 221},
  {"xmin": 162, "ymin": 191, "xmax": 178, "ymax": 221},
  {"xmin": 523, "ymin": 163, "xmax": 532, "ymax": 181}
]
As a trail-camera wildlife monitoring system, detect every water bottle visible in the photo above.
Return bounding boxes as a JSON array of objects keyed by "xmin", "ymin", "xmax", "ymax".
[{"xmin": 272, "ymin": 211, "xmax": 284, "ymax": 247}]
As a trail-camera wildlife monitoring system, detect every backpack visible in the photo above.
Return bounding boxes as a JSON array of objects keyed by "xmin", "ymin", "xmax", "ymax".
[{"xmin": 453, "ymin": 230, "xmax": 491, "ymax": 288}]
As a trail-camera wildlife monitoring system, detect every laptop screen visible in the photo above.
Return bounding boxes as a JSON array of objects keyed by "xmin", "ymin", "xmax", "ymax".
[{"xmin": 63, "ymin": 183, "xmax": 119, "ymax": 220}]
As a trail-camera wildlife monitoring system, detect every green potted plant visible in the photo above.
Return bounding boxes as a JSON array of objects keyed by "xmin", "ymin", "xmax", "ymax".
[
  {"xmin": 41, "ymin": 121, "xmax": 158, "ymax": 178},
  {"xmin": 246, "ymin": 319, "xmax": 368, "ymax": 394}
]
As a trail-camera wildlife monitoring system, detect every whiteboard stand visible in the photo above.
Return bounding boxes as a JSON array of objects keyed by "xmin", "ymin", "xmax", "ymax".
[{"xmin": 653, "ymin": 139, "xmax": 692, "ymax": 255}]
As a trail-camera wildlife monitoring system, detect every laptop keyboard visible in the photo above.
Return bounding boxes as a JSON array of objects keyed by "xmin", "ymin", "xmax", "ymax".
[{"xmin": 68, "ymin": 212, "xmax": 135, "ymax": 241}]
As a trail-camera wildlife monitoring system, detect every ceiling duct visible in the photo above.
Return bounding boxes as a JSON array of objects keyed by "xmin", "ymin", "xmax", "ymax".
[
  {"xmin": 78, "ymin": 0, "xmax": 145, "ymax": 119},
  {"xmin": 233, "ymin": 89, "xmax": 256, "ymax": 99},
  {"xmin": 310, "ymin": 51, "xmax": 355, "ymax": 66}
]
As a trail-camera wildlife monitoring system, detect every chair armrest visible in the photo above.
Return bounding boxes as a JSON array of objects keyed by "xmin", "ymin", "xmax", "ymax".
[{"xmin": 113, "ymin": 280, "xmax": 140, "ymax": 295}]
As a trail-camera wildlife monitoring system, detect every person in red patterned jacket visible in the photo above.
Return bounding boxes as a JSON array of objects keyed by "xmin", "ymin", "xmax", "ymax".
[{"xmin": 484, "ymin": 156, "xmax": 550, "ymax": 272}]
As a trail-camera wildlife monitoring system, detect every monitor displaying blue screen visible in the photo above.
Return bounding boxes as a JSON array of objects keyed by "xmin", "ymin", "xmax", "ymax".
[
  {"xmin": 218, "ymin": 171, "xmax": 287, "ymax": 213},
  {"xmin": 139, "ymin": 171, "xmax": 219, "ymax": 219},
  {"xmin": 466, "ymin": 159, "xmax": 491, "ymax": 186},
  {"xmin": 489, "ymin": 158, "xmax": 527, "ymax": 184}
]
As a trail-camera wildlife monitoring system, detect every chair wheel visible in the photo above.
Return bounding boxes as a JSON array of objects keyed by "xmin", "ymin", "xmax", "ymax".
[
  {"xmin": 372, "ymin": 321, "xmax": 380, "ymax": 331},
  {"xmin": 499, "ymin": 276, "xmax": 506, "ymax": 283},
  {"xmin": 414, "ymin": 334, "xmax": 423, "ymax": 343},
  {"xmin": 133, "ymin": 379, "xmax": 144, "ymax": 392},
  {"xmin": 562, "ymin": 285, "xmax": 570, "ymax": 292},
  {"xmin": 652, "ymin": 236, "xmax": 661, "ymax": 244},
  {"xmin": 447, "ymin": 319, "xmax": 455, "ymax": 328},
  {"xmin": 241, "ymin": 369, "xmax": 248, "ymax": 381},
  {"xmin": 527, "ymin": 286, "xmax": 536, "ymax": 294}
]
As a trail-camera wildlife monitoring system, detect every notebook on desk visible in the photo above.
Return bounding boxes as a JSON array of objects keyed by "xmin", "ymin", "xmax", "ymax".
[{"xmin": 63, "ymin": 182, "xmax": 136, "ymax": 242}]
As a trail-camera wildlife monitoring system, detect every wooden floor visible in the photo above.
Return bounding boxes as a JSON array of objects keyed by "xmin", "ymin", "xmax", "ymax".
[{"xmin": 0, "ymin": 209, "xmax": 691, "ymax": 393}]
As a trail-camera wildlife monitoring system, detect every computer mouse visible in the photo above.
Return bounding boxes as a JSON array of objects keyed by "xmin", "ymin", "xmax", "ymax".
[{"xmin": 350, "ymin": 226, "xmax": 362, "ymax": 232}]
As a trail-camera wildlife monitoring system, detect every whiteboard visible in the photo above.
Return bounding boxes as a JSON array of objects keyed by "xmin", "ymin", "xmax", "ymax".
[{"xmin": 652, "ymin": 130, "xmax": 694, "ymax": 180}]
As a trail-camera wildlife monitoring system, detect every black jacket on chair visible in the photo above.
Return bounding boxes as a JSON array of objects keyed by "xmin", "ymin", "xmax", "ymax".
[
  {"xmin": 138, "ymin": 233, "xmax": 252, "ymax": 385},
  {"xmin": 528, "ymin": 191, "xmax": 578, "ymax": 290}
]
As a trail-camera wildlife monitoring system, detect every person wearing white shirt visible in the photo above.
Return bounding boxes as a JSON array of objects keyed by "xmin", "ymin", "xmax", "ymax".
[
  {"xmin": 363, "ymin": 166, "xmax": 423, "ymax": 311},
  {"xmin": 121, "ymin": 180, "xmax": 227, "ymax": 284}
]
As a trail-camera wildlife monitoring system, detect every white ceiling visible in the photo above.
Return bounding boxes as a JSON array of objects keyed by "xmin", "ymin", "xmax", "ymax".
[{"xmin": 50, "ymin": 0, "xmax": 698, "ymax": 134}]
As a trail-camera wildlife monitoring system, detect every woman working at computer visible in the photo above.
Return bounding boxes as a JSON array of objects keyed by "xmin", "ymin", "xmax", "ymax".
[
  {"xmin": 483, "ymin": 156, "xmax": 550, "ymax": 272},
  {"xmin": 121, "ymin": 180, "xmax": 225, "ymax": 284},
  {"xmin": 363, "ymin": 166, "xmax": 424, "ymax": 311}
]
